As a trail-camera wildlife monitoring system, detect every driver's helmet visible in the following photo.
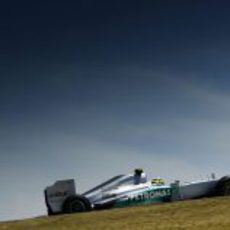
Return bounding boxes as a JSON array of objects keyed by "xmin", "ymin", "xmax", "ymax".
[{"xmin": 134, "ymin": 168, "xmax": 147, "ymax": 184}]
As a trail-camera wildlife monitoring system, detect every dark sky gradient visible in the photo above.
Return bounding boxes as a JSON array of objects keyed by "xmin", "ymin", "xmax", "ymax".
[{"xmin": 1, "ymin": 0, "xmax": 230, "ymax": 221}]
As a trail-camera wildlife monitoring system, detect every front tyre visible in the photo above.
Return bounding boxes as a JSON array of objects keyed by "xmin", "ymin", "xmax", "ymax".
[{"xmin": 62, "ymin": 195, "xmax": 91, "ymax": 214}]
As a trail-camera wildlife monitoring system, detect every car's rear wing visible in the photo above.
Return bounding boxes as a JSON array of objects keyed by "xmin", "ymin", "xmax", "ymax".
[{"xmin": 44, "ymin": 179, "xmax": 76, "ymax": 213}]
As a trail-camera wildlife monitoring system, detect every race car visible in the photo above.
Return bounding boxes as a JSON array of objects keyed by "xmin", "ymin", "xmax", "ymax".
[{"xmin": 44, "ymin": 169, "xmax": 230, "ymax": 215}]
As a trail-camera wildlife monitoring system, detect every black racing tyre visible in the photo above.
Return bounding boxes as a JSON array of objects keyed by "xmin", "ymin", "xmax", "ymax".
[
  {"xmin": 62, "ymin": 195, "xmax": 91, "ymax": 214},
  {"xmin": 215, "ymin": 176, "xmax": 230, "ymax": 196}
]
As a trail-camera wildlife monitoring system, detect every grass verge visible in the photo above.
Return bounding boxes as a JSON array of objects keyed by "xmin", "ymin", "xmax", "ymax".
[{"xmin": 1, "ymin": 197, "xmax": 230, "ymax": 230}]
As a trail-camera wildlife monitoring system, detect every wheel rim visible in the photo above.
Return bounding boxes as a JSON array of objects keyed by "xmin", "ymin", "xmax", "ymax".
[{"xmin": 70, "ymin": 200, "xmax": 86, "ymax": 212}]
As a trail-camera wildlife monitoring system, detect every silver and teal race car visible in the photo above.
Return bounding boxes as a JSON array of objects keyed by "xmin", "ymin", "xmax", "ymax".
[{"xmin": 44, "ymin": 169, "xmax": 230, "ymax": 215}]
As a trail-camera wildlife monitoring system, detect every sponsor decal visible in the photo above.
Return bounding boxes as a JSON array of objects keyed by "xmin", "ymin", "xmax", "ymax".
[
  {"xmin": 127, "ymin": 188, "xmax": 171, "ymax": 202},
  {"xmin": 48, "ymin": 191, "xmax": 69, "ymax": 198},
  {"xmin": 115, "ymin": 188, "xmax": 172, "ymax": 207}
]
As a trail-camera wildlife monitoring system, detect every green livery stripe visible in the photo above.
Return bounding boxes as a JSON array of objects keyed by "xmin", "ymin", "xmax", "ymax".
[{"xmin": 115, "ymin": 188, "xmax": 172, "ymax": 207}]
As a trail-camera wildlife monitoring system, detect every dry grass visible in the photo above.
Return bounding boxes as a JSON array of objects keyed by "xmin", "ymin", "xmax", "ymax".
[{"xmin": 1, "ymin": 197, "xmax": 230, "ymax": 230}]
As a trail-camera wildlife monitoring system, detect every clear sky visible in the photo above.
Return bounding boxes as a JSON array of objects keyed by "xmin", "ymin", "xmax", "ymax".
[{"xmin": 1, "ymin": 0, "xmax": 230, "ymax": 221}]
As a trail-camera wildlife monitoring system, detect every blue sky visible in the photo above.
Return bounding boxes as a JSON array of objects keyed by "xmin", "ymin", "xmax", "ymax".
[{"xmin": 1, "ymin": 0, "xmax": 230, "ymax": 221}]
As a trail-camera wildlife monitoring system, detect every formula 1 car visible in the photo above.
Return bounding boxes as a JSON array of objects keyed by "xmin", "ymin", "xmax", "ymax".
[{"xmin": 44, "ymin": 169, "xmax": 230, "ymax": 215}]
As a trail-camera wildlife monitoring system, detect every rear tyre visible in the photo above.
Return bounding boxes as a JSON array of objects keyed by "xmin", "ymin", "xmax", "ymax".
[
  {"xmin": 62, "ymin": 195, "xmax": 91, "ymax": 214},
  {"xmin": 215, "ymin": 176, "xmax": 230, "ymax": 196}
]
